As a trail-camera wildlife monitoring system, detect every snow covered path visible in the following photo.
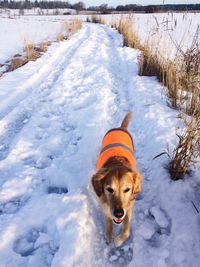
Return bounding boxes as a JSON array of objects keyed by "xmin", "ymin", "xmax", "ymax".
[{"xmin": 0, "ymin": 23, "xmax": 200, "ymax": 267}]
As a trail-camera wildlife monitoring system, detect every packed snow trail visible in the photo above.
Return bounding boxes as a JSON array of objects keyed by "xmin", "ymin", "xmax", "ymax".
[{"xmin": 0, "ymin": 23, "xmax": 200, "ymax": 267}]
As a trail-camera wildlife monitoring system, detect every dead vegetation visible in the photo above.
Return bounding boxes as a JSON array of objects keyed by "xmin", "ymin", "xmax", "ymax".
[
  {"xmin": 9, "ymin": 56, "xmax": 28, "ymax": 71},
  {"xmin": 8, "ymin": 41, "xmax": 50, "ymax": 72},
  {"xmin": 70, "ymin": 19, "xmax": 82, "ymax": 34},
  {"xmin": 100, "ymin": 15, "xmax": 200, "ymax": 181},
  {"xmin": 58, "ymin": 19, "xmax": 82, "ymax": 39},
  {"xmin": 169, "ymin": 117, "xmax": 200, "ymax": 180},
  {"xmin": 1, "ymin": 19, "xmax": 82, "ymax": 75},
  {"xmin": 118, "ymin": 16, "xmax": 140, "ymax": 48},
  {"xmin": 86, "ymin": 15, "xmax": 106, "ymax": 25},
  {"xmin": 24, "ymin": 43, "xmax": 41, "ymax": 61}
]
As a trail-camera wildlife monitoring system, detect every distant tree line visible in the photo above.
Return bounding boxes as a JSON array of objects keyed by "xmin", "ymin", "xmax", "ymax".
[
  {"xmin": 115, "ymin": 4, "xmax": 200, "ymax": 13},
  {"xmin": 88, "ymin": 3, "xmax": 200, "ymax": 13},
  {"xmin": 0, "ymin": 1, "xmax": 199, "ymax": 12},
  {"xmin": 0, "ymin": 0, "xmax": 85, "ymax": 10}
]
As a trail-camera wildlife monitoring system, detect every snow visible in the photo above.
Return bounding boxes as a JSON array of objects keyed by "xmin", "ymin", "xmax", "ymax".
[
  {"xmin": 0, "ymin": 16, "xmax": 74, "ymax": 64},
  {"xmin": 150, "ymin": 206, "xmax": 170, "ymax": 229},
  {"xmin": 103, "ymin": 12, "xmax": 200, "ymax": 57},
  {"xmin": 0, "ymin": 22, "xmax": 200, "ymax": 267},
  {"xmin": 1, "ymin": 12, "xmax": 199, "ymax": 65},
  {"xmin": 133, "ymin": 12, "xmax": 200, "ymax": 56}
]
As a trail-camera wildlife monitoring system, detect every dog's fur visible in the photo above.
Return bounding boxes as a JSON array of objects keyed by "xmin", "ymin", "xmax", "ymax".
[{"xmin": 91, "ymin": 112, "xmax": 142, "ymax": 247}]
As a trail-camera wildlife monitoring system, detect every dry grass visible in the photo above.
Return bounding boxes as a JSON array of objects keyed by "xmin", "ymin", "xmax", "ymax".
[
  {"xmin": 24, "ymin": 43, "xmax": 40, "ymax": 61},
  {"xmin": 177, "ymin": 26, "xmax": 200, "ymax": 116},
  {"xmin": 8, "ymin": 56, "xmax": 28, "ymax": 71},
  {"xmin": 39, "ymin": 41, "xmax": 51, "ymax": 53},
  {"xmin": 169, "ymin": 117, "xmax": 200, "ymax": 180},
  {"xmin": 56, "ymin": 34, "xmax": 65, "ymax": 42},
  {"xmin": 138, "ymin": 43, "xmax": 181, "ymax": 109},
  {"xmin": 110, "ymin": 20, "xmax": 118, "ymax": 29},
  {"xmin": 1, "ymin": 19, "xmax": 82, "ymax": 76},
  {"xmin": 86, "ymin": 15, "xmax": 106, "ymax": 25},
  {"xmin": 114, "ymin": 16, "xmax": 200, "ymax": 180},
  {"xmin": 118, "ymin": 16, "xmax": 140, "ymax": 48},
  {"xmin": 139, "ymin": 25, "xmax": 200, "ymax": 117},
  {"xmin": 114, "ymin": 16, "xmax": 200, "ymax": 118},
  {"xmin": 70, "ymin": 19, "xmax": 82, "ymax": 34},
  {"xmin": 59, "ymin": 19, "xmax": 82, "ymax": 38}
]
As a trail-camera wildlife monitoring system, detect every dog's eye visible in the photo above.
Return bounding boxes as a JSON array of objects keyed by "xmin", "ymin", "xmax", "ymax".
[
  {"xmin": 124, "ymin": 188, "xmax": 130, "ymax": 193},
  {"xmin": 106, "ymin": 187, "xmax": 114, "ymax": 193}
]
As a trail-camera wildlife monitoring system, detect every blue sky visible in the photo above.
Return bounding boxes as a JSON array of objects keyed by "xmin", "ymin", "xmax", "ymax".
[{"xmin": 69, "ymin": 0, "xmax": 199, "ymax": 7}]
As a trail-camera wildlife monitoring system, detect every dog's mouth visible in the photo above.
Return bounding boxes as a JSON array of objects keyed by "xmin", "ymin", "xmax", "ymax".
[
  {"xmin": 113, "ymin": 216, "xmax": 125, "ymax": 224},
  {"xmin": 113, "ymin": 218, "xmax": 123, "ymax": 224}
]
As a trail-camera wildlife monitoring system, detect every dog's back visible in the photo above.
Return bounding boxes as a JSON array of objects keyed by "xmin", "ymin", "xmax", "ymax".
[{"xmin": 96, "ymin": 112, "xmax": 134, "ymax": 170}]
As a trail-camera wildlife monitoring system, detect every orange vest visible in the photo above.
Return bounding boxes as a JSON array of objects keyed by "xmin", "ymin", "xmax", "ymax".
[{"xmin": 96, "ymin": 129, "xmax": 136, "ymax": 170}]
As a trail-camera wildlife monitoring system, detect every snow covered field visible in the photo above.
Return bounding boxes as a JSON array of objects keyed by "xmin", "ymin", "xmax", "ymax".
[
  {"xmin": 0, "ymin": 12, "xmax": 199, "ymax": 65},
  {"xmin": 0, "ymin": 15, "xmax": 73, "ymax": 64},
  {"xmin": 0, "ymin": 22, "xmax": 200, "ymax": 267},
  {"xmin": 106, "ymin": 12, "xmax": 200, "ymax": 57},
  {"xmin": 133, "ymin": 12, "xmax": 200, "ymax": 56}
]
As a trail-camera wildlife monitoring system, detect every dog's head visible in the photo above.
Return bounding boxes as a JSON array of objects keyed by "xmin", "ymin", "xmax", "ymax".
[{"xmin": 92, "ymin": 166, "xmax": 142, "ymax": 224}]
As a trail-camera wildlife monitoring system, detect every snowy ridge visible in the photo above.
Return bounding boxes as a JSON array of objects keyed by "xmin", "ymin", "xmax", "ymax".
[{"xmin": 0, "ymin": 23, "xmax": 199, "ymax": 267}]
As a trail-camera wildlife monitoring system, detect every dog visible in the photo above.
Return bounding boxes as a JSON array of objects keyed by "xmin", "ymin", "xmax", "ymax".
[{"xmin": 91, "ymin": 112, "xmax": 142, "ymax": 247}]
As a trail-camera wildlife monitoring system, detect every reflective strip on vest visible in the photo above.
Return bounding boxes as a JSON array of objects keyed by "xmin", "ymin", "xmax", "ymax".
[{"xmin": 96, "ymin": 129, "xmax": 136, "ymax": 170}]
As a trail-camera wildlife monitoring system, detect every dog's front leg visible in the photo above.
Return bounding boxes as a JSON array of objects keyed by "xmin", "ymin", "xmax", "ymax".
[
  {"xmin": 105, "ymin": 215, "xmax": 113, "ymax": 244},
  {"xmin": 115, "ymin": 209, "xmax": 132, "ymax": 247}
]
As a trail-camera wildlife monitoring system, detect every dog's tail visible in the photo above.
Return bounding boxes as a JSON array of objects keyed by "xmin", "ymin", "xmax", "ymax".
[{"xmin": 120, "ymin": 111, "xmax": 132, "ymax": 129}]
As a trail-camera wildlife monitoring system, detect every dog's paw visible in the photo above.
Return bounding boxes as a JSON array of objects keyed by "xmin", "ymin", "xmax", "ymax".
[
  {"xmin": 105, "ymin": 233, "xmax": 114, "ymax": 245},
  {"xmin": 114, "ymin": 232, "xmax": 130, "ymax": 247},
  {"xmin": 115, "ymin": 237, "xmax": 123, "ymax": 247}
]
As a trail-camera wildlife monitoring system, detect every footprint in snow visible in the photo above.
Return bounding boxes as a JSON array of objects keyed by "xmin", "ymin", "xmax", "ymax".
[
  {"xmin": 60, "ymin": 123, "xmax": 76, "ymax": 133},
  {"xmin": 35, "ymin": 131, "xmax": 49, "ymax": 140},
  {"xmin": 37, "ymin": 120, "xmax": 50, "ymax": 129},
  {"xmin": 138, "ymin": 206, "xmax": 171, "ymax": 247},
  {"xmin": 34, "ymin": 156, "xmax": 53, "ymax": 169},
  {"xmin": 0, "ymin": 144, "xmax": 9, "ymax": 160},
  {"xmin": 0, "ymin": 196, "xmax": 29, "ymax": 215},
  {"xmin": 106, "ymin": 231, "xmax": 134, "ymax": 265},
  {"xmin": 47, "ymin": 186, "xmax": 68, "ymax": 195},
  {"xmin": 22, "ymin": 154, "xmax": 37, "ymax": 165},
  {"xmin": 108, "ymin": 241, "xmax": 133, "ymax": 265},
  {"xmin": 150, "ymin": 206, "xmax": 171, "ymax": 232},
  {"xmin": 13, "ymin": 227, "xmax": 59, "ymax": 265}
]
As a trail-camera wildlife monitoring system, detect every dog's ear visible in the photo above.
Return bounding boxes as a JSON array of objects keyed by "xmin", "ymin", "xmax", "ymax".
[
  {"xmin": 91, "ymin": 168, "xmax": 109, "ymax": 197},
  {"xmin": 131, "ymin": 171, "xmax": 143, "ymax": 198}
]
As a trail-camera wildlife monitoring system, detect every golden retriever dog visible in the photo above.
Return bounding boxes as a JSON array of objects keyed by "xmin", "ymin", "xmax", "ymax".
[{"xmin": 91, "ymin": 112, "xmax": 142, "ymax": 247}]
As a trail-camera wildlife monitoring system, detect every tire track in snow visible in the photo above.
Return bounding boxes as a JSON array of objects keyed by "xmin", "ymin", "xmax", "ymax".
[
  {"xmin": 0, "ymin": 25, "xmax": 91, "ymax": 161},
  {"xmin": 0, "ymin": 24, "xmax": 121, "ymax": 267},
  {"xmin": 0, "ymin": 25, "xmax": 89, "ymax": 120},
  {"xmin": 6, "ymin": 24, "xmax": 136, "ymax": 267},
  {"xmin": 1, "ymin": 23, "xmax": 198, "ymax": 267}
]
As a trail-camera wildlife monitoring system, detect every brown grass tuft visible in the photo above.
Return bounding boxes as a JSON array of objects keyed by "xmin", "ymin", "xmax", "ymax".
[
  {"xmin": 114, "ymin": 16, "xmax": 200, "ymax": 180},
  {"xmin": 39, "ymin": 41, "xmax": 51, "ymax": 53},
  {"xmin": 56, "ymin": 34, "xmax": 65, "ymax": 42},
  {"xmin": 60, "ymin": 19, "xmax": 82, "ymax": 38},
  {"xmin": 118, "ymin": 16, "xmax": 140, "ymax": 48},
  {"xmin": 169, "ymin": 118, "xmax": 200, "ymax": 180},
  {"xmin": 70, "ymin": 19, "xmax": 82, "ymax": 34},
  {"xmin": 9, "ymin": 57, "xmax": 28, "ymax": 71},
  {"xmin": 87, "ymin": 15, "xmax": 106, "ymax": 25},
  {"xmin": 24, "ymin": 43, "xmax": 40, "ymax": 61}
]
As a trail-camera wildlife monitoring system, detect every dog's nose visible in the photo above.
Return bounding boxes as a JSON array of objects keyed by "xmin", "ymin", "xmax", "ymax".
[{"xmin": 114, "ymin": 209, "xmax": 124, "ymax": 218}]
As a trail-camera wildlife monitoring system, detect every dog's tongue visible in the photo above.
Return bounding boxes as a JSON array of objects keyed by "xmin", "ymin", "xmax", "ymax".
[{"xmin": 113, "ymin": 218, "xmax": 123, "ymax": 224}]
